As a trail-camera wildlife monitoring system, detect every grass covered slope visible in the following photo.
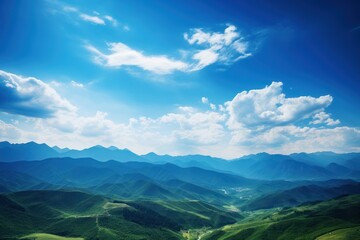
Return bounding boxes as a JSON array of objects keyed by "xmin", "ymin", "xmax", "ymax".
[
  {"xmin": 125, "ymin": 199, "xmax": 242, "ymax": 228},
  {"xmin": 315, "ymin": 226, "xmax": 360, "ymax": 240},
  {"xmin": 0, "ymin": 189, "xmax": 241, "ymax": 240},
  {"xmin": 202, "ymin": 194, "xmax": 360, "ymax": 240},
  {"xmin": 244, "ymin": 182, "xmax": 360, "ymax": 210},
  {"xmin": 21, "ymin": 233, "xmax": 84, "ymax": 240}
]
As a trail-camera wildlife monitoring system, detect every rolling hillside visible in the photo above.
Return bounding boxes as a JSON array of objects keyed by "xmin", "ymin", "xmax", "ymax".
[
  {"xmin": 0, "ymin": 190, "xmax": 241, "ymax": 240},
  {"xmin": 202, "ymin": 194, "xmax": 360, "ymax": 240},
  {"xmin": 245, "ymin": 182, "xmax": 360, "ymax": 210}
]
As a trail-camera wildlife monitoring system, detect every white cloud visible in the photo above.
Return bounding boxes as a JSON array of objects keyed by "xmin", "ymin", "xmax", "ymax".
[
  {"xmin": 229, "ymin": 125, "xmax": 360, "ymax": 154},
  {"xmin": 267, "ymin": 126, "xmax": 360, "ymax": 154},
  {"xmin": 184, "ymin": 25, "xmax": 252, "ymax": 70},
  {"xmin": 1, "ymin": 75, "xmax": 358, "ymax": 158},
  {"xmin": 310, "ymin": 111, "xmax": 340, "ymax": 126},
  {"xmin": 80, "ymin": 14, "xmax": 105, "ymax": 25},
  {"xmin": 104, "ymin": 15, "xmax": 118, "ymax": 26},
  {"xmin": 86, "ymin": 42, "xmax": 189, "ymax": 74},
  {"xmin": 71, "ymin": 80, "xmax": 84, "ymax": 88},
  {"xmin": 63, "ymin": 6, "xmax": 78, "ymax": 12},
  {"xmin": 184, "ymin": 25, "xmax": 239, "ymax": 46},
  {"xmin": 0, "ymin": 120, "xmax": 22, "ymax": 141},
  {"xmin": 191, "ymin": 48, "xmax": 219, "ymax": 71},
  {"xmin": 201, "ymin": 97, "xmax": 209, "ymax": 104},
  {"xmin": 0, "ymin": 70, "xmax": 76, "ymax": 118},
  {"xmin": 58, "ymin": 4, "xmax": 119, "ymax": 27},
  {"xmin": 158, "ymin": 107, "xmax": 227, "ymax": 145},
  {"xmin": 226, "ymin": 82, "xmax": 333, "ymax": 130},
  {"xmin": 87, "ymin": 25, "xmax": 252, "ymax": 75},
  {"xmin": 201, "ymin": 97, "xmax": 217, "ymax": 110}
]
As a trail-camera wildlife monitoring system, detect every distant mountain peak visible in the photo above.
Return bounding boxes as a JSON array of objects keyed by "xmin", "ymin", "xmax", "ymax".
[
  {"xmin": 108, "ymin": 146, "xmax": 119, "ymax": 151},
  {"xmin": 92, "ymin": 145, "xmax": 105, "ymax": 149},
  {"xmin": 144, "ymin": 152, "xmax": 158, "ymax": 157},
  {"xmin": 122, "ymin": 148, "xmax": 132, "ymax": 152}
]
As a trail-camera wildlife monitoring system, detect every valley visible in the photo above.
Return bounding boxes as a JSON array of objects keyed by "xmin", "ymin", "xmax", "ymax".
[{"xmin": 0, "ymin": 142, "xmax": 359, "ymax": 239}]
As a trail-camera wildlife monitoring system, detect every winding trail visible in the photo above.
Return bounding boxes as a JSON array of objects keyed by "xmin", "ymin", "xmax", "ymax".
[
  {"xmin": 95, "ymin": 215, "xmax": 99, "ymax": 227},
  {"xmin": 198, "ymin": 230, "xmax": 212, "ymax": 240}
]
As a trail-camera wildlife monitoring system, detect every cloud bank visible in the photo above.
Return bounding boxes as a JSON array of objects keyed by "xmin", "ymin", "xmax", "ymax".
[{"xmin": 1, "ymin": 70, "xmax": 358, "ymax": 158}]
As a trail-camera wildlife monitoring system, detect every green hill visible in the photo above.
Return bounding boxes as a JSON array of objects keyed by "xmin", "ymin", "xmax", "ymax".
[
  {"xmin": 0, "ymin": 189, "xmax": 242, "ymax": 240},
  {"xmin": 202, "ymin": 194, "xmax": 360, "ymax": 240},
  {"xmin": 125, "ymin": 199, "xmax": 242, "ymax": 228},
  {"xmin": 245, "ymin": 182, "xmax": 360, "ymax": 210}
]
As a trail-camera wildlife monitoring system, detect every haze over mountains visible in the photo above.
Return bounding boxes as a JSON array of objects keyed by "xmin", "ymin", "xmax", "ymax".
[{"xmin": 1, "ymin": 141, "xmax": 359, "ymax": 181}]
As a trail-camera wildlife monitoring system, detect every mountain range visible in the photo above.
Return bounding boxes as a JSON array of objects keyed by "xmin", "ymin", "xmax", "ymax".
[
  {"xmin": 1, "ymin": 141, "xmax": 359, "ymax": 181},
  {"xmin": 1, "ymin": 141, "xmax": 360, "ymax": 239}
]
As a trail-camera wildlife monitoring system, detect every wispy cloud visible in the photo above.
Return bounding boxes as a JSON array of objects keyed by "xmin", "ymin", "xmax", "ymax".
[
  {"xmin": 87, "ymin": 25, "xmax": 252, "ymax": 75},
  {"xmin": 350, "ymin": 25, "xmax": 360, "ymax": 32},
  {"xmin": 58, "ymin": 4, "xmax": 120, "ymax": 27},
  {"xmin": 185, "ymin": 25, "xmax": 251, "ymax": 71},
  {"xmin": 86, "ymin": 43, "xmax": 189, "ymax": 75},
  {"xmin": 104, "ymin": 15, "xmax": 118, "ymax": 26},
  {"xmin": 80, "ymin": 13, "xmax": 105, "ymax": 25},
  {"xmin": 63, "ymin": 6, "xmax": 78, "ymax": 12},
  {"xmin": 70, "ymin": 80, "xmax": 84, "ymax": 88}
]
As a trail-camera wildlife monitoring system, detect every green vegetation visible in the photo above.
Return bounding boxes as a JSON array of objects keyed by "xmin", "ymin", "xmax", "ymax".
[
  {"xmin": 181, "ymin": 227, "xmax": 212, "ymax": 240},
  {"xmin": 203, "ymin": 194, "xmax": 360, "ymax": 240},
  {"xmin": 316, "ymin": 226, "xmax": 360, "ymax": 240},
  {"xmin": 0, "ymin": 150, "xmax": 359, "ymax": 240},
  {"xmin": 0, "ymin": 190, "xmax": 241, "ymax": 240},
  {"xmin": 244, "ymin": 183, "xmax": 360, "ymax": 210},
  {"xmin": 21, "ymin": 233, "xmax": 83, "ymax": 240},
  {"xmin": 3, "ymin": 189, "xmax": 359, "ymax": 240},
  {"xmin": 125, "ymin": 199, "xmax": 241, "ymax": 228}
]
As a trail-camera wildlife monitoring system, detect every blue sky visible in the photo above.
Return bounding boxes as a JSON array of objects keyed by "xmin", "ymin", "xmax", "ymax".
[{"xmin": 0, "ymin": 0, "xmax": 359, "ymax": 158}]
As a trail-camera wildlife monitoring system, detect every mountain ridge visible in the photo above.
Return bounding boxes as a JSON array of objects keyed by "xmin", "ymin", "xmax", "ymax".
[{"xmin": 1, "ymin": 141, "xmax": 359, "ymax": 181}]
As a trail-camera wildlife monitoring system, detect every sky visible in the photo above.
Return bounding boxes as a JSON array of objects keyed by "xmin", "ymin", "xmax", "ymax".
[{"xmin": 0, "ymin": 0, "xmax": 359, "ymax": 158}]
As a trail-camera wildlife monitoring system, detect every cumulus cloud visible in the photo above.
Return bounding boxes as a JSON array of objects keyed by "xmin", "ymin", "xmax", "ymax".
[
  {"xmin": 0, "ymin": 70, "xmax": 76, "ymax": 118},
  {"xmin": 310, "ymin": 111, "xmax": 340, "ymax": 126},
  {"xmin": 201, "ymin": 97, "xmax": 217, "ymax": 110},
  {"xmin": 15, "ymin": 106, "xmax": 227, "ymax": 155},
  {"xmin": 86, "ymin": 43, "xmax": 189, "ymax": 74},
  {"xmin": 1, "ymin": 76, "xmax": 358, "ymax": 158},
  {"xmin": 226, "ymin": 82, "xmax": 333, "ymax": 130}
]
